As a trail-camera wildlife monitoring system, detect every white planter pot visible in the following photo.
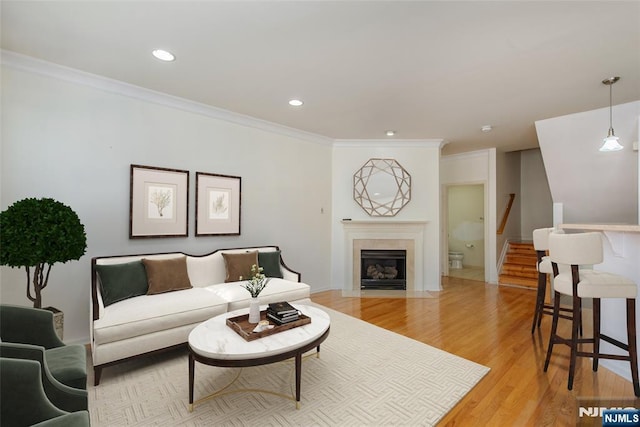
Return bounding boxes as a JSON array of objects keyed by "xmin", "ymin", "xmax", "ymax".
[
  {"xmin": 45, "ymin": 306, "xmax": 64, "ymax": 340},
  {"xmin": 248, "ymin": 298, "xmax": 260, "ymax": 324}
]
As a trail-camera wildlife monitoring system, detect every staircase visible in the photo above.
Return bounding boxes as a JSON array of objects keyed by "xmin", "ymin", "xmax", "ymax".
[{"xmin": 499, "ymin": 241, "xmax": 538, "ymax": 289}]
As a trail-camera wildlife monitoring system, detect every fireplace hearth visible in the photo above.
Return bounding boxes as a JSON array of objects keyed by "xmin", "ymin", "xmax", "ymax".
[{"xmin": 360, "ymin": 249, "xmax": 407, "ymax": 290}]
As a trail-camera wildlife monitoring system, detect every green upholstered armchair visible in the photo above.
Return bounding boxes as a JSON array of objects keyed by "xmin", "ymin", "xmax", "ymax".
[
  {"xmin": 0, "ymin": 342, "xmax": 87, "ymax": 411},
  {"xmin": 0, "ymin": 358, "xmax": 90, "ymax": 427},
  {"xmin": 0, "ymin": 304, "xmax": 87, "ymax": 390}
]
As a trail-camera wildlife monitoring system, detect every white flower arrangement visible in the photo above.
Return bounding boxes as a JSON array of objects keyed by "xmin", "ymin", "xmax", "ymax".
[{"xmin": 240, "ymin": 264, "xmax": 269, "ymax": 298}]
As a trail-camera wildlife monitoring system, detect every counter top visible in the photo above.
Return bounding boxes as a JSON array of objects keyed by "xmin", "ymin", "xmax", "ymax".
[{"xmin": 559, "ymin": 223, "xmax": 640, "ymax": 233}]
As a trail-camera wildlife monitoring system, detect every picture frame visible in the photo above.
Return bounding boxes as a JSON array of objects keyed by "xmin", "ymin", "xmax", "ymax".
[
  {"xmin": 195, "ymin": 172, "xmax": 241, "ymax": 236},
  {"xmin": 129, "ymin": 164, "xmax": 189, "ymax": 238}
]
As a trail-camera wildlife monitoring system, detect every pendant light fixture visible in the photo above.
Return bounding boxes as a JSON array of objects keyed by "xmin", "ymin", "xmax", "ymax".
[{"xmin": 600, "ymin": 76, "xmax": 624, "ymax": 152}]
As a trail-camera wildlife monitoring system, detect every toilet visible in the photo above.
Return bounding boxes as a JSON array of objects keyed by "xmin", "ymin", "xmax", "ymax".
[{"xmin": 448, "ymin": 251, "xmax": 464, "ymax": 269}]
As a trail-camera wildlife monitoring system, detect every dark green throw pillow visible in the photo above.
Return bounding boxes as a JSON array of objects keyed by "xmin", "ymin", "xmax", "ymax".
[
  {"xmin": 258, "ymin": 251, "xmax": 284, "ymax": 278},
  {"xmin": 96, "ymin": 260, "xmax": 148, "ymax": 306}
]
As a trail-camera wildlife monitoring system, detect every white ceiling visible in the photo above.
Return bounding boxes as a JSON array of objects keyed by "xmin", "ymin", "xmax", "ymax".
[{"xmin": 2, "ymin": 1, "xmax": 639, "ymax": 154}]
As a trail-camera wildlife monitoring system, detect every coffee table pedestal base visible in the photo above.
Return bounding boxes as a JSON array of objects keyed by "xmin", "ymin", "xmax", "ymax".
[{"xmin": 188, "ymin": 328, "xmax": 329, "ymax": 412}]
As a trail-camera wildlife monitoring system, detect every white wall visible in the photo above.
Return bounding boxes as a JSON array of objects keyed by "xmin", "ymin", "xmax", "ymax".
[
  {"xmin": 331, "ymin": 140, "xmax": 443, "ymax": 291},
  {"xmin": 520, "ymin": 148, "xmax": 553, "ymax": 238},
  {"xmin": 441, "ymin": 149, "xmax": 498, "ymax": 284},
  {"xmin": 536, "ymin": 101, "xmax": 639, "ymax": 224},
  {"xmin": 1, "ymin": 63, "xmax": 333, "ymax": 344}
]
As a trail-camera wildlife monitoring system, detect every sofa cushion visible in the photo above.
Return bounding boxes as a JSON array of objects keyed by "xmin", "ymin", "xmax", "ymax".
[
  {"xmin": 95, "ymin": 261, "xmax": 148, "ymax": 307},
  {"xmin": 206, "ymin": 278, "xmax": 310, "ymax": 311},
  {"xmin": 142, "ymin": 256, "xmax": 192, "ymax": 295},
  {"xmin": 221, "ymin": 251, "xmax": 258, "ymax": 282},
  {"xmin": 258, "ymin": 250, "xmax": 284, "ymax": 278},
  {"xmin": 93, "ymin": 288, "xmax": 228, "ymax": 345},
  {"xmin": 185, "ymin": 253, "xmax": 223, "ymax": 287}
]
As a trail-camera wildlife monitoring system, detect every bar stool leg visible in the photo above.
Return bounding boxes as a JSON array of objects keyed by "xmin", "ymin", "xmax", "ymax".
[
  {"xmin": 544, "ymin": 290, "xmax": 561, "ymax": 372},
  {"xmin": 626, "ymin": 299, "xmax": 640, "ymax": 397},
  {"xmin": 532, "ymin": 271, "xmax": 547, "ymax": 333},
  {"xmin": 567, "ymin": 294, "xmax": 581, "ymax": 390},
  {"xmin": 592, "ymin": 298, "xmax": 600, "ymax": 372},
  {"xmin": 579, "ymin": 302, "xmax": 583, "ymax": 338}
]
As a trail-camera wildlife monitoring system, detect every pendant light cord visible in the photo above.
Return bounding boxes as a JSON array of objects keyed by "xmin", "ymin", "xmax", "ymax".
[{"xmin": 609, "ymin": 82, "xmax": 613, "ymax": 131}]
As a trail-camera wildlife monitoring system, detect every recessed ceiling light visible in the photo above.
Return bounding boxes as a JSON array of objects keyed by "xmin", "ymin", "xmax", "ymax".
[
  {"xmin": 481, "ymin": 125, "xmax": 492, "ymax": 132},
  {"xmin": 152, "ymin": 49, "xmax": 175, "ymax": 62},
  {"xmin": 288, "ymin": 99, "xmax": 304, "ymax": 107},
  {"xmin": 385, "ymin": 130, "xmax": 396, "ymax": 137}
]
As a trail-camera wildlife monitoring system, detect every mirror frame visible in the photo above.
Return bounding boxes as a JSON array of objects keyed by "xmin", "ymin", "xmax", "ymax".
[{"xmin": 353, "ymin": 158, "xmax": 411, "ymax": 217}]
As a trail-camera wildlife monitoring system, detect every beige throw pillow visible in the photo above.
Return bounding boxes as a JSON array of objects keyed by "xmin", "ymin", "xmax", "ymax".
[
  {"xmin": 222, "ymin": 251, "xmax": 258, "ymax": 282},
  {"xmin": 142, "ymin": 256, "xmax": 192, "ymax": 295}
]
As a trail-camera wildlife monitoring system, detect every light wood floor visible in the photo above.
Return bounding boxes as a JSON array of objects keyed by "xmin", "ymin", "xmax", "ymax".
[
  {"xmin": 447, "ymin": 266, "xmax": 485, "ymax": 282},
  {"xmin": 311, "ymin": 276, "xmax": 639, "ymax": 426}
]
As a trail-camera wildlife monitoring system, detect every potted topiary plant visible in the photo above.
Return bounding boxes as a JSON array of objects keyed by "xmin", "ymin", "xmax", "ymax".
[{"xmin": 0, "ymin": 197, "xmax": 87, "ymax": 338}]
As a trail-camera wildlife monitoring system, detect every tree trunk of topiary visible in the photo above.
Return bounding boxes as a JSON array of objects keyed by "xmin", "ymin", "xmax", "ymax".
[{"xmin": 25, "ymin": 263, "xmax": 51, "ymax": 309}]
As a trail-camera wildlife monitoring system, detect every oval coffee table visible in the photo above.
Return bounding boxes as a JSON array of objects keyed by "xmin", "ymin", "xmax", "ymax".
[{"xmin": 188, "ymin": 304, "xmax": 330, "ymax": 411}]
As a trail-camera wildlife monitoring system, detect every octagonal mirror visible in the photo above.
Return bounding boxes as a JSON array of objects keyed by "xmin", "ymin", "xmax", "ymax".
[{"xmin": 353, "ymin": 158, "xmax": 411, "ymax": 217}]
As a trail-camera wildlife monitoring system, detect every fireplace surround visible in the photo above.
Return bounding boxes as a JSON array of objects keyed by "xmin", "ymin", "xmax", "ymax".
[{"xmin": 342, "ymin": 220, "xmax": 427, "ymax": 294}]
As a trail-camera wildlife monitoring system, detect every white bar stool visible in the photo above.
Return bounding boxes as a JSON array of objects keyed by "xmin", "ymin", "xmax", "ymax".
[
  {"xmin": 543, "ymin": 231, "xmax": 639, "ymax": 396},
  {"xmin": 531, "ymin": 228, "xmax": 573, "ymax": 333}
]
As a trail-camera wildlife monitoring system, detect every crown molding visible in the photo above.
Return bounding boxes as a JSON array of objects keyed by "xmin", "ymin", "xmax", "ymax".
[
  {"xmin": 441, "ymin": 147, "xmax": 495, "ymax": 162},
  {"xmin": 333, "ymin": 139, "xmax": 447, "ymax": 148},
  {"xmin": 1, "ymin": 50, "xmax": 333, "ymax": 146}
]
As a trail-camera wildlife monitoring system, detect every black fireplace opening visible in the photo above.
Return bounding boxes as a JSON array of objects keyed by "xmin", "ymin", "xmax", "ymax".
[{"xmin": 360, "ymin": 249, "xmax": 407, "ymax": 290}]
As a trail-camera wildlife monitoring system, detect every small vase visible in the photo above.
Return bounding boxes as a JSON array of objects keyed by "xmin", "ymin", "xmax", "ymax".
[{"xmin": 248, "ymin": 297, "xmax": 261, "ymax": 323}]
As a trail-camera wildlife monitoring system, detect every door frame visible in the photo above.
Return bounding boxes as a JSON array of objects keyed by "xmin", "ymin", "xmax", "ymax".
[{"xmin": 441, "ymin": 181, "xmax": 490, "ymax": 282}]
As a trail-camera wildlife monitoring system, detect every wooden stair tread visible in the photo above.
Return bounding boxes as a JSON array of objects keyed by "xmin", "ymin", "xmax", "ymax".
[
  {"xmin": 505, "ymin": 254, "xmax": 537, "ymax": 265},
  {"xmin": 499, "ymin": 275, "xmax": 538, "ymax": 288},
  {"xmin": 507, "ymin": 241, "xmax": 535, "ymax": 248},
  {"xmin": 500, "ymin": 241, "xmax": 537, "ymax": 288},
  {"xmin": 500, "ymin": 266, "xmax": 537, "ymax": 278},
  {"xmin": 506, "ymin": 247, "xmax": 535, "ymax": 255}
]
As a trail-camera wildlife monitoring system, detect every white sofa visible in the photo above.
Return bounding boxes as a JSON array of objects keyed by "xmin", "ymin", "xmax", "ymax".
[{"xmin": 90, "ymin": 246, "xmax": 310, "ymax": 385}]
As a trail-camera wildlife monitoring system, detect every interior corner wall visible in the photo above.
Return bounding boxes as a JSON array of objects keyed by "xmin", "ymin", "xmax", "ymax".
[
  {"xmin": 0, "ymin": 65, "xmax": 333, "ymax": 344},
  {"xmin": 520, "ymin": 148, "xmax": 553, "ymax": 238},
  {"xmin": 330, "ymin": 143, "xmax": 442, "ymax": 291},
  {"xmin": 495, "ymin": 150, "xmax": 521, "ymax": 247}
]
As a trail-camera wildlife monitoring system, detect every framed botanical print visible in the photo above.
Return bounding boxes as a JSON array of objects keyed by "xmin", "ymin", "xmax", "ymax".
[
  {"xmin": 195, "ymin": 172, "xmax": 241, "ymax": 236},
  {"xmin": 129, "ymin": 164, "xmax": 189, "ymax": 238}
]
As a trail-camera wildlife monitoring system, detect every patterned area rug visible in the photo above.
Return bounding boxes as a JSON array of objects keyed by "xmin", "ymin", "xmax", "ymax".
[{"xmin": 89, "ymin": 304, "xmax": 489, "ymax": 426}]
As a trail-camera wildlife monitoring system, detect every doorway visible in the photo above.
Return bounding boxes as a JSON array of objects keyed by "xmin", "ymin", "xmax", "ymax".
[{"xmin": 446, "ymin": 184, "xmax": 485, "ymax": 281}]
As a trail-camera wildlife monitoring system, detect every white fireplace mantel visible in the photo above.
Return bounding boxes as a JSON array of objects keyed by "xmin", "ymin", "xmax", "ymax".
[
  {"xmin": 341, "ymin": 220, "xmax": 428, "ymax": 225},
  {"xmin": 342, "ymin": 220, "xmax": 428, "ymax": 292}
]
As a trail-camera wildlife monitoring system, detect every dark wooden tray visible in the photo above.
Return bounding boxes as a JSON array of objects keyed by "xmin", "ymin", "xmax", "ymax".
[{"xmin": 226, "ymin": 310, "xmax": 311, "ymax": 341}]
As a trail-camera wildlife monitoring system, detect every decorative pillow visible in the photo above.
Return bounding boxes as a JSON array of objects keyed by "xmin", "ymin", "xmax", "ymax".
[
  {"xmin": 142, "ymin": 256, "xmax": 192, "ymax": 295},
  {"xmin": 222, "ymin": 251, "xmax": 259, "ymax": 282},
  {"xmin": 258, "ymin": 250, "xmax": 284, "ymax": 278},
  {"xmin": 96, "ymin": 260, "xmax": 148, "ymax": 307}
]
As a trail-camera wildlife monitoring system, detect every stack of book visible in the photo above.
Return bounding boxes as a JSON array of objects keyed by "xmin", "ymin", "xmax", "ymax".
[{"xmin": 267, "ymin": 301, "xmax": 300, "ymax": 325}]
